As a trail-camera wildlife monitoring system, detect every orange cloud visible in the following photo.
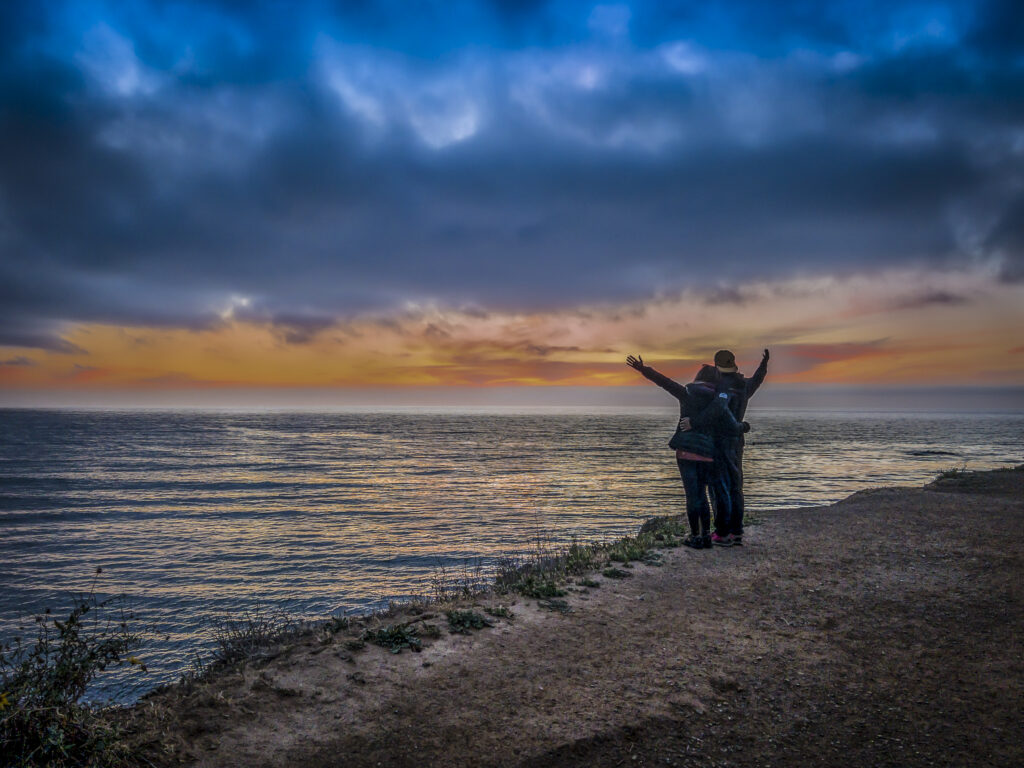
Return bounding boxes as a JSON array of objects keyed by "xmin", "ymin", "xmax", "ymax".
[{"xmin": 2, "ymin": 267, "xmax": 1022, "ymax": 394}]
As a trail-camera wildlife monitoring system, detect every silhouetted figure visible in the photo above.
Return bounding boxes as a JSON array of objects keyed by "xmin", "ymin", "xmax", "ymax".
[
  {"xmin": 713, "ymin": 348, "xmax": 769, "ymax": 545},
  {"xmin": 626, "ymin": 356, "xmax": 749, "ymax": 549}
]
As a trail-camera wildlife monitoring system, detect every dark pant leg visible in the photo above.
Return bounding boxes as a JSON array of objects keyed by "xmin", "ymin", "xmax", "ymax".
[
  {"xmin": 726, "ymin": 441, "xmax": 744, "ymax": 536},
  {"xmin": 709, "ymin": 454, "xmax": 732, "ymax": 536},
  {"xmin": 677, "ymin": 458, "xmax": 711, "ymax": 536}
]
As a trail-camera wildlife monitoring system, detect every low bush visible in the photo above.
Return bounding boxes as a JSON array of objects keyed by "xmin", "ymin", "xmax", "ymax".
[
  {"xmin": 363, "ymin": 625, "xmax": 422, "ymax": 654},
  {"xmin": 445, "ymin": 610, "xmax": 493, "ymax": 635},
  {"xmin": 429, "ymin": 559, "xmax": 489, "ymax": 603},
  {"xmin": 211, "ymin": 602, "xmax": 297, "ymax": 666},
  {"xmin": 484, "ymin": 605, "xmax": 514, "ymax": 620},
  {"xmin": 0, "ymin": 573, "xmax": 141, "ymax": 767},
  {"xmin": 605, "ymin": 535, "xmax": 652, "ymax": 564},
  {"xmin": 516, "ymin": 577, "xmax": 567, "ymax": 599},
  {"xmin": 602, "ymin": 567, "xmax": 632, "ymax": 579}
]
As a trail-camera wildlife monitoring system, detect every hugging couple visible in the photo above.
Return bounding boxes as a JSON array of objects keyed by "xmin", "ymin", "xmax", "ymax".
[{"xmin": 626, "ymin": 349, "xmax": 769, "ymax": 549}]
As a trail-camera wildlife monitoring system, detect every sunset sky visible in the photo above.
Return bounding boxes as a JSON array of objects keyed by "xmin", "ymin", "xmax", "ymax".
[{"xmin": 1, "ymin": 1, "xmax": 1022, "ymax": 405}]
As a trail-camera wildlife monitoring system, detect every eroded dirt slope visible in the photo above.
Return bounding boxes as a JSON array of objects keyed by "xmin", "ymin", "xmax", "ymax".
[{"xmin": 132, "ymin": 467, "xmax": 1024, "ymax": 767}]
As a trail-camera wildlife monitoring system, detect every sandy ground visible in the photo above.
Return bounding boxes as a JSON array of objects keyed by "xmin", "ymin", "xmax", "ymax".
[{"xmin": 128, "ymin": 466, "xmax": 1024, "ymax": 767}]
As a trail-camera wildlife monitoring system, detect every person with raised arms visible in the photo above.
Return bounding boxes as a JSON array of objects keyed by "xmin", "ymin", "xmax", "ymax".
[
  {"xmin": 713, "ymin": 349, "xmax": 769, "ymax": 546},
  {"xmin": 626, "ymin": 355, "xmax": 750, "ymax": 549}
]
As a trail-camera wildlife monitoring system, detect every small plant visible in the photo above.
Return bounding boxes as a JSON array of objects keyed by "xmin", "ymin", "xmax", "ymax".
[
  {"xmin": 345, "ymin": 638, "xmax": 367, "ymax": 652},
  {"xmin": 602, "ymin": 567, "xmax": 632, "ymax": 579},
  {"xmin": 326, "ymin": 615, "xmax": 350, "ymax": 633},
  {"xmin": 563, "ymin": 541, "xmax": 599, "ymax": 574},
  {"xmin": 484, "ymin": 605, "xmax": 515, "ymax": 620},
  {"xmin": 0, "ymin": 572, "xmax": 141, "ymax": 767},
  {"xmin": 363, "ymin": 624, "xmax": 422, "ymax": 654},
  {"xmin": 576, "ymin": 577, "xmax": 601, "ymax": 588},
  {"xmin": 936, "ymin": 465, "xmax": 968, "ymax": 480},
  {"xmin": 605, "ymin": 535, "xmax": 651, "ymax": 564},
  {"xmin": 430, "ymin": 558, "xmax": 489, "ymax": 603},
  {"xmin": 641, "ymin": 550, "xmax": 664, "ymax": 566},
  {"xmin": 418, "ymin": 623, "xmax": 443, "ymax": 639},
  {"xmin": 446, "ymin": 610, "xmax": 493, "ymax": 635},
  {"xmin": 516, "ymin": 577, "xmax": 567, "ymax": 599},
  {"xmin": 211, "ymin": 602, "xmax": 296, "ymax": 666},
  {"xmin": 537, "ymin": 598, "xmax": 571, "ymax": 613}
]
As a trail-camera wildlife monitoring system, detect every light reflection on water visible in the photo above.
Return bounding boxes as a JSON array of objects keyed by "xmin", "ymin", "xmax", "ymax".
[{"xmin": 1, "ymin": 407, "xmax": 1021, "ymax": 701}]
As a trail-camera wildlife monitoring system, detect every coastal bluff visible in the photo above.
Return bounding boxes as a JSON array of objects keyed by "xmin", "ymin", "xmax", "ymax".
[{"xmin": 128, "ymin": 466, "xmax": 1024, "ymax": 767}]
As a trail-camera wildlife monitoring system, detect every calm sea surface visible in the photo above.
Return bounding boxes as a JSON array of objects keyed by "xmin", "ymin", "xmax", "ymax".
[{"xmin": 1, "ymin": 407, "xmax": 1021, "ymax": 701}]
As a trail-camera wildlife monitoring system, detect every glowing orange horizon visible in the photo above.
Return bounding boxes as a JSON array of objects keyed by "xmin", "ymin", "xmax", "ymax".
[{"xmin": 2, "ymin": 268, "xmax": 1023, "ymax": 392}]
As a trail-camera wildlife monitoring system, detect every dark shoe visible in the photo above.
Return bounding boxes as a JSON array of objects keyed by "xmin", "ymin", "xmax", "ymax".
[
  {"xmin": 732, "ymin": 535, "xmax": 743, "ymax": 546},
  {"xmin": 683, "ymin": 535, "xmax": 704, "ymax": 549},
  {"xmin": 711, "ymin": 533, "xmax": 733, "ymax": 547},
  {"xmin": 701, "ymin": 534, "xmax": 712, "ymax": 549}
]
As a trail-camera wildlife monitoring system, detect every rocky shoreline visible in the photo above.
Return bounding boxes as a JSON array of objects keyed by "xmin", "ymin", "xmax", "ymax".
[{"xmin": 124, "ymin": 466, "xmax": 1024, "ymax": 767}]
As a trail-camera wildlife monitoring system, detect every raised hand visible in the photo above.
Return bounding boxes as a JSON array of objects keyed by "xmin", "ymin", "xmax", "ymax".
[
  {"xmin": 762, "ymin": 348, "xmax": 770, "ymax": 362},
  {"xmin": 625, "ymin": 354, "xmax": 645, "ymax": 371}
]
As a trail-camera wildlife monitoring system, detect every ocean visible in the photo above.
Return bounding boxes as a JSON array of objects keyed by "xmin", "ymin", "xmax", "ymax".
[{"xmin": 1, "ymin": 407, "xmax": 1021, "ymax": 701}]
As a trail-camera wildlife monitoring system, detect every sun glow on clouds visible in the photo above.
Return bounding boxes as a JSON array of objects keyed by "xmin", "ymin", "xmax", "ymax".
[{"xmin": 2, "ymin": 268, "xmax": 1022, "ymax": 393}]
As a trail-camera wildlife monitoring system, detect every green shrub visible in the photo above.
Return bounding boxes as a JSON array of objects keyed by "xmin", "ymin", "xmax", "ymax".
[
  {"xmin": 563, "ymin": 541, "xmax": 599, "ymax": 574},
  {"xmin": 641, "ymin": 550, "xmax": 664, "ymax": 566},
  {"xmin": 363, "ymin": 625, "xmax": 422, "ymax": 654},
  {"xmin": 602, "ymin": 567, "xmax": 632, "ymax": 579},
  {"xmin": 0, "ymin": 576, "xmax": 141, "ymax": 767},
  {"xmin": 484, "ymin": 605, "xmax": 514, "ymax": 620},
  {"xmin": 429, "ymin": 559, "xmax": 489, "ymax": 602},
  {"xmin": 211, "ymin": 602, "xmax": 296, "ymax": 666},
  {"xmin": 516, "ymin": 577, "xmax": 567, "ymax": 599},
  {"xmin": 537, "ymin": 598, "xmax": 571, "ymax": 613},
  {"xmin": 605, "ymin": 535, "xmax": 651, "ymax": 564},
  {"xmin": 417, "ymin": 623, "xmax": 443, "ymax": 639},
  {"xmin": 326, "ymin": 615, "xmax": 351, "ymax": 633},
  {"xmin": 446, "ymin": 610, "xmax": 493, "ymax": 635}
]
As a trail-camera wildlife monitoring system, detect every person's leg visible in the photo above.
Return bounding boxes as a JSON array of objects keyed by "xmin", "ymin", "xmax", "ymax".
[
  {"xmin": 729, "ymin": 441, "xmax": 745, "ymax": 539},
  {"xmin": 678, "ymin": 459, "xmax": 712, "ymax": 547},
  {"xmin": 676, "ymin": 458, "xmax": 702, "ymax": 537},
  {"xmin": 695, "ymin": 462, "xmax": 712, "ymax": 540},
  {"xmin": 710, "ymin": 451, "xmax": 733, "ymax": 545}
]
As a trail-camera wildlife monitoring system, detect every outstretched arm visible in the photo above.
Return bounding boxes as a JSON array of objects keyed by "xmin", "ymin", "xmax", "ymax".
[
  {"xmin": 626, "ymin": 355, "xmax": 688, "ymax": 401},
  {"xmin": 746, "ymin": 348, "xmax": 769, "ymax": 398}
]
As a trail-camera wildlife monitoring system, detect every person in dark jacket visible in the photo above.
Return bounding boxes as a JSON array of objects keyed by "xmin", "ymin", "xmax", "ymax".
[
  {"xmin": 713, "ymin": 348, "xmax": 769, "ymax": 545},
  {"xmin": 626, "ymin": 355, "xmax": 749, "ymax": 549}
]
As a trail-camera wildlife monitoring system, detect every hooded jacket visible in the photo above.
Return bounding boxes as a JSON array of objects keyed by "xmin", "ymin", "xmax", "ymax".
[
  {"xmin": 719, "ymin": 355, "xmax": 768, "ymax": 421},
  {"xmin": 638, "ymin": 366, "xmax": 747, "ymax": 442}
]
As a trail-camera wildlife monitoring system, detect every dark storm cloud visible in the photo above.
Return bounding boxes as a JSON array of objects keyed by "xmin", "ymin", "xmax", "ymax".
[
  {"xmin": 0, "ymin": 0, "xmax": 1022, "ymax": 351},
  {"xmin": 890, "ymin": 290, "xmax": 968, "ymax": 309},
  {"xmin": 985, "ymin": 192, "xmax": 1024, "ymax": 281}
]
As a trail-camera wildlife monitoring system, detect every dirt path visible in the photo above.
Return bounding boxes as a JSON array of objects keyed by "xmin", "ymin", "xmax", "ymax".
[{"xmin": 134, "ymin": 467, "xmax": 1024, "ymax": 767}]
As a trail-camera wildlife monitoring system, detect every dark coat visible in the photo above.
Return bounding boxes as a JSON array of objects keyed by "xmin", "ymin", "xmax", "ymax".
[
  {"xmin": 719, "ymin": 356, "xmax": 768, "ymax": 421},
  {"xmin": 639, "ymin": 366, "xmax": 746, "ymax": 443}
]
